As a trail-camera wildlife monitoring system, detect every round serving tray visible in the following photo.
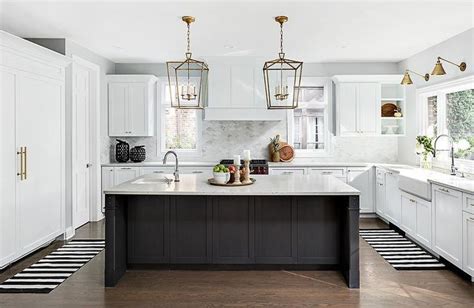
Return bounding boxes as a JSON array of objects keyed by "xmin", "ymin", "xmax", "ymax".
[{"xmin": 208, "ymin": 178, "xmax": 256, "ymax": 186}]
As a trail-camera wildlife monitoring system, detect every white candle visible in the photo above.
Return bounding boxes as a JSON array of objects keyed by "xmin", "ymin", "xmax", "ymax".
[
  {"xmin": 243, "ymin": 150, "xmax": 251, "ymax": 161},
  {"xmin": 234, "ymin": 155, "xmax": 241, "ymax": 165}
]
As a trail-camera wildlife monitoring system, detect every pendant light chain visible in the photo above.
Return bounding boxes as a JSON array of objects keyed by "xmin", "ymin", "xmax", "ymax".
[
  {"xmin": 280, "ymin": 22, "xmax": 284, "ymax": 55},
  {"xmin": 186, "ymin": 22, "xmax": 191, "ymax": 54}
]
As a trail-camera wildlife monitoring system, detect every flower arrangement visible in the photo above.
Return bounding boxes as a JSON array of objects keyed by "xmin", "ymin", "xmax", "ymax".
[{"xmin": 415, "ymin": 135, "xmax": 435, "ymax": 169}]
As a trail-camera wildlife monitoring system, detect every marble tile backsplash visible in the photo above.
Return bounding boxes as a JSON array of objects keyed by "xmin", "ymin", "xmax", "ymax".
[{"xmin": 102, "ymin": 121, "xmax": 398, "ymax": 163}]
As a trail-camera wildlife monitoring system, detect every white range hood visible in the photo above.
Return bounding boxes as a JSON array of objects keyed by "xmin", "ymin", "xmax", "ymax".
[{"xmin": 204, "ymin": 58, "xmax": 286, "ymax": 121}]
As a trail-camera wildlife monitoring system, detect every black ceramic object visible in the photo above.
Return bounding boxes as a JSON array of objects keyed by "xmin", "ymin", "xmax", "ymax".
[
  {"xmin": 130, "ymin": 145, "xmax": 146, "ymax": 163},
  {"xmin": 115, "ymin": 139, "xmax": 129, "ymax": 163}
]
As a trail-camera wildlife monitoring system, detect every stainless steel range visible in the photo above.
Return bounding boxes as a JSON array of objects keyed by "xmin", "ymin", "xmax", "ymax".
[{"xmin": 219, "ymin": 159, "xmax": 269, "ymax": 175}]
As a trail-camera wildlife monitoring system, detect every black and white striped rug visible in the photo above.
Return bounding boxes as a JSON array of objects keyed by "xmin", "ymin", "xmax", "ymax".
[
  {"xmin": 0, "ymin": 239, "xmax": 105, "ymax": 293},
  {"xmin": 360, "ymin": 229, "xmax": 445, "ymax": 270}
]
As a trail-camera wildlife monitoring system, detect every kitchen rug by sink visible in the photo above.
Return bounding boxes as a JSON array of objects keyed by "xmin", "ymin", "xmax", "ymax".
[
  {"xmin": 360, "ymin": 229, "xmax": 445, "ymax": 270},
  {"xmin": 0, "ymin": 239, "xmax": 105, "ymax": 293}
]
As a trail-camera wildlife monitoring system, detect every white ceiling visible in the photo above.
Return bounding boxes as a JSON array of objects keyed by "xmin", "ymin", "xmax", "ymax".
[{"xmin": 0, "ymin": 0, "xmax": 473, "ymax": 63}]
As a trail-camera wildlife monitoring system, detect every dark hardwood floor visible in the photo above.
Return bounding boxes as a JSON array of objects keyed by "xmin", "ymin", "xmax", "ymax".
[{"xmin": 0, "ymin": 218, "xmax": 472, "ymax": 307}]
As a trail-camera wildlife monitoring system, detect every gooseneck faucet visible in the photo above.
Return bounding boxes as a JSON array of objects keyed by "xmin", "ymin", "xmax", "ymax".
[
  {"xmin": 433, "ymin": 134, "xmax": 457, "ymax": 175},
  {"xmin": 163, "ymin": 150, "xmax": 180, "ymax": 182}
]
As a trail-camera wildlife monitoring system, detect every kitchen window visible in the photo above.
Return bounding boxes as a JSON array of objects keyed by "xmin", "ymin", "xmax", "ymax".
[
  {"xmin": 158, "ymin": 79, "xmax": 202, "ymax": 157},
  {"xmin": 287, "ymin": 78, "xmax": 332, "ymax": 157},
  {"xmin": 418, "ymin": 76, "xmax": 474, "ymax": 169}
]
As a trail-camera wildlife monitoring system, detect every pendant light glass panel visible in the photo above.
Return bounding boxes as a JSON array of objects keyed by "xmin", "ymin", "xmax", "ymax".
[
  {"xmin": 263, "ymin": 58, "xmax": 302, "ymax": 109},
  {"xmin": 167, "ymin": 58, "xmax": 208, "ymax": 109},
  {"xmin": 166, "ymin": 16, "xmax": 208, "ymax": 109},
  {"xmin": 263, "ymin": 16, "xmax": 303, "ymax": 109}
]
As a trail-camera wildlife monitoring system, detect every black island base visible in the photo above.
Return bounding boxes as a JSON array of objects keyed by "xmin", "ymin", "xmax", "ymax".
[{"xmin": 105, "ymin": 194, "xmax": 360, "ymax": 288}]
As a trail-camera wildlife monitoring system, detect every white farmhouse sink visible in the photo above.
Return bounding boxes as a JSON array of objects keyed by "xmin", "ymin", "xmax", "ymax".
[{"xmin": 398, "ymin": 173, "xmax": 432, "ymax": 201}]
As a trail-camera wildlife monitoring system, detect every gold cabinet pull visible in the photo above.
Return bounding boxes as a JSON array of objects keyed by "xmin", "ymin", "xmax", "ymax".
[
  {"xmin": 17, "ymin": 147, "xmax": 24, "ymax": 180},
  {"xmin": 23, "ymin": 147, "xmax": 27, "ymax": 180}
]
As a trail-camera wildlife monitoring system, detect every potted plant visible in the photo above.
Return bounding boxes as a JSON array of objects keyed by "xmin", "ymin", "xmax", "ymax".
[{"xmin": 415, "ymin": 135, "xmax": 435, "ymax": 169}]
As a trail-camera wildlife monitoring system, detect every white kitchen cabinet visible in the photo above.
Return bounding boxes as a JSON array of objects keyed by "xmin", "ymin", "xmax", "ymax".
[
  {"xmin": 432, "ymin": 184, "xmax": 463, "ymax": 268},
  {"xmin": 400, "ymin": 192, "xmax": 417, "ymax": 236},
  {"xmin": 114, "ymin": 167, "xmax": 140, "ymax": 185},
  {"xmin": 270, "ymin": 168, "xmax": 306, "ymax": 175},
  {"xmin": 139, "ymin": 166, "xmax": 174, "ymax": 175},
  {"xmin": 101, "ymin": 167, "xmax": 114, "ymax": 210},
  {"xmin": 375, "ymin": 168, "xmax": 386, "ymax": 218},
  {"xmin": 415, "ymin": 197, "xmax": 432, "ymax": 248},
  {"xmin": 462, "ymin": 211, "xmax": 474, "ymax": 278},
  {"xmin": 385, "ymin": 171, "xmax": 401, "ymax": 225},
  {"xmin": 357, "ymin": 83, "xmax": 379, "ymax": 135},
  {"xmin": 205, "ymin": 60, "xmax": 285, "ymax": 121},
  {"xmin": 463, "ymin": 192, "xmax": 474, "ymax": 215},
  {"xmin": 308, "ymin": 168, "xmax": 347, "ymax": 183},
  {"xmin": 107, "ymin": 75, "xmax": 156, "ymax": 137},
  {"xmin": 0, "ymin": 31, "xmax": 69, "ymax": 269},
  {"xmin": 334, "ymin": 81, "xmax": 380, "ymax": 136},
  {"xmin": 347, "ymin": 168, "xmax": 373, "ymax": 213}
]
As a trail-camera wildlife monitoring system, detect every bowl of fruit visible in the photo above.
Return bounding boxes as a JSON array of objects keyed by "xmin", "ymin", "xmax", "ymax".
[{"xmin": 213, "ymin": 164, "xmax": 230, "ymax": 184}]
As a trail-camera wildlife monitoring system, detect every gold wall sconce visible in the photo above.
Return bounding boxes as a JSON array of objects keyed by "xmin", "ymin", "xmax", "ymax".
[
  {"xmin": 401, "ymin": 69, "xmax": 430, "ymax": 85},
  {"xmin": 432, "ymin": 56, "xmax": 467, "ymax": 75}
]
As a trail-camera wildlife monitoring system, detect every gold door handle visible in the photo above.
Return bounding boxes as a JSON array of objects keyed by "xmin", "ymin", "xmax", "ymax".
[{"xmin": 16, "ymin": 147, "xmax": 27, "ymax": 180}]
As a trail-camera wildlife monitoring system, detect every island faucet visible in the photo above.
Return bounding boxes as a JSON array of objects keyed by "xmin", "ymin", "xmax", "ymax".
[
  {"xmin": 162, "ymin": 150, "xmax": 180, "ymax": 182},
  {"xmin": 433, "ymin": 134, "xmax": 457, "ymax": 176}
]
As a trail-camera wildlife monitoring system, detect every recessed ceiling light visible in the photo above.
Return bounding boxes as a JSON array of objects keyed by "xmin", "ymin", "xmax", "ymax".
[
  {"xmin": 112, "ymin": 45, "xmax": 124, "ymax": 50},
  {"xmin": 224, "ymin": 44, "xmax": 235, "ymax": 49}
]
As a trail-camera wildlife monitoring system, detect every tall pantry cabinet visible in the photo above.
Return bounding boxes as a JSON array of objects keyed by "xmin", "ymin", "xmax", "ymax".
[{"xmin": 0, "ymin": 31, "xmax": 69, "ymax": 269}]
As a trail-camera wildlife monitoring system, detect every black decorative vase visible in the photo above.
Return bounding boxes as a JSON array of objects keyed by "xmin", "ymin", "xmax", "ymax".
[
  {"xmin": 130, "ymin": 145, "xmax": 146, "ymax": 163},
  {"xmin": 115, "ymin": 139, "xmax": 129, "ymax": 163}
]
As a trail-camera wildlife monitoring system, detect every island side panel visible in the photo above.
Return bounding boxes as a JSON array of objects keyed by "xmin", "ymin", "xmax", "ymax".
[
  {"xmin": 341, "ymin": 195, "xmax": 360, "ymax": 288},
  {"xmin": 127, "ymin": 195, "xmax": 169, "ymax": 263},
  {"xmin": 105, "ymin": 194, "xmax": 128, "ymax": 287}
]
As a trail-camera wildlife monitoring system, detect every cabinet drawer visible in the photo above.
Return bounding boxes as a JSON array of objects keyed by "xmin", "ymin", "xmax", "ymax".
[
  {"xmin": 270, "ymin": 168, "xmax": 305, "ymax": 175},
  {"xmin": 140, "ymin": 167, "xmax": 174, "ymax": 175},
  {"xmin": 464, "ymin": 192, "xmax": 474, "ymax": 215},
  {"xmin": 308, "ymin": 168, "xmax": 345, "ymax": 177}
]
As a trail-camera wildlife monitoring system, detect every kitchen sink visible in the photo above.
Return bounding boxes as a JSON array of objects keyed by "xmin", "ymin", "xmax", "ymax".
[{"xmin": 132, "ymin": 177, "xmax": 174, "ymax": 185}]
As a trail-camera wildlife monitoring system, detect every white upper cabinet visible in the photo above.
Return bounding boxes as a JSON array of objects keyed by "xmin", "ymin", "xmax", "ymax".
[
  {"xmin": 205, "ymin": 59, "xmax": 285, "ymax": 121},
  {"xmin": 107, "ymin": 75, "xmax": 156, "ymax": 137},
  {"xmin": 333, "ymin": 75, "xmax": 404, "ymax": 136}
]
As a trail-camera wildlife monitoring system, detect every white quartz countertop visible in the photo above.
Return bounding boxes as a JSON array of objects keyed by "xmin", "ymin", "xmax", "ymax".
[
  {"xmin": 104, "ymin": 174, "xmax": 360, "ymax": 196},
  {"xmin": 102, "ymin": 161, "xmax": 215, "ymax": 167}
]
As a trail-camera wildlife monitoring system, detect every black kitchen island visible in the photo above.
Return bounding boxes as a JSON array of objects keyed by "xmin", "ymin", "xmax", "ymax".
[{"xmin": 104, "ymin": 174, "xmax": 360, "ymax": 288}]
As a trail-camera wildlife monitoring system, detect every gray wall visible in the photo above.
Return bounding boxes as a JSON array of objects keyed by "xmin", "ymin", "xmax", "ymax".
[
  {"xmin": 397, "ymin": 28, "xmax": 474, "ymax": 165},
  {"xmin": 113, "ymin": 62, "xmax": 400, "ymax": 163}
]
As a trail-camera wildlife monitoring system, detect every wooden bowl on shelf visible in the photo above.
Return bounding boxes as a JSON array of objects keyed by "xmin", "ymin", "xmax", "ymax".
[{"xmin": 381, "ymin": 103, "xmax": 397, "ymax": 117}]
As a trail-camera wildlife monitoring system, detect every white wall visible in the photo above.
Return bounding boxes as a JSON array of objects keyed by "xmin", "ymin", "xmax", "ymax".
[
  {"xmin": 111, "ymin": 62, "xmax": 400, "ymax": 163},
  {"xmin": 397, "ymin": 28, "xmax": 474, "ymax": 166}
]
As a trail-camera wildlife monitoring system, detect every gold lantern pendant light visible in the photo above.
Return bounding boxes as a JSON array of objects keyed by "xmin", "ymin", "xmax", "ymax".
[
  {"xmin": 166, "ymin": 16, "xmax": 209, "ymax": 109},
  {"xmin": 431, "ymin": 56, "xmax": 467, "ymax": 76},
  {"xmin": 263, "ymin": 16, "xmax": 303, "ymax": 109},
  {"xmin": 401, "ymin": 69, "xmax": 429, "ymax": 85}
]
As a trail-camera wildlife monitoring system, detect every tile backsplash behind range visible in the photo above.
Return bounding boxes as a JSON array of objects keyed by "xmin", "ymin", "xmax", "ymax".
[{"xmin": 102, "ymin": 121, "xmax": 398, "ymax": 163}]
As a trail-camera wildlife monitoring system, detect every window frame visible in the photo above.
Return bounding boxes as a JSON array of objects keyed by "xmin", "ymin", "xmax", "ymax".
[
  {"xmin": 287, "ymin": 77, "xmax": 333, "ymax": 157},
  {"xmin": 417, "ymin": 75, "xmax": 474, "ymax": 171},
  {"xmin": 156, "ymin": 78, "xmax": 203, "ymax": 159}
]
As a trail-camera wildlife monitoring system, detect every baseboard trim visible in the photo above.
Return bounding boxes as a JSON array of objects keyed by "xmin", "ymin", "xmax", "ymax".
[{"xmin": 64, "ymin": 226, "xmax": 75, "ymax": 240}]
